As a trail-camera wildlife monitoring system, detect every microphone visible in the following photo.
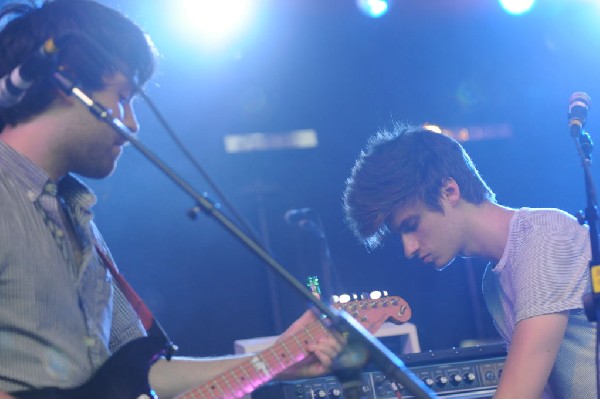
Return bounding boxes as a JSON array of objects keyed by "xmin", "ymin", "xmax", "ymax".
[
  {"xmin": 0, "ymin": 37, "xmax": 59, "ymax": 107},
  {"xmin": 284, "ymin": 208, "xmax": 324, "ymax": 237},
  {"xmin": 568, "ymin": 92, "xmax": 591, "ymax": 138}
]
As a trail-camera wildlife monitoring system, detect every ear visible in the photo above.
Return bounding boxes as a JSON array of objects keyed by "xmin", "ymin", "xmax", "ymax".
[
  {"xmin": 54, "ymin": 88, "xmax": 76, "ymax": 105},
  {"xmin": 441, "ymin": 177, "xmax": 461, "ymax": 204},
  {"xmin": 52, "ymin": 65, "xmax": 81, "ymax": 106}
]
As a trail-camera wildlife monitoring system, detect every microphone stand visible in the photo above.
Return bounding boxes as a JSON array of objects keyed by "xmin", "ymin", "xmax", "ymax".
[
  {"xmin": 311, "ymin": 214, "xmax": 340, "ymax": 300},
  {"xmin": 296, "ymin": 217, "xmax": 363, "ymax": 398},
  {"xmin": 570, "ymin": 123, "xmax": 600, "ymax": 398},
  {"xmin": 294, "ymin": 213, "xmax": 337, "ymax": 298},
  {"xmin": 52, "ymin": 71, "xmax": 437, "ymax": 399}
]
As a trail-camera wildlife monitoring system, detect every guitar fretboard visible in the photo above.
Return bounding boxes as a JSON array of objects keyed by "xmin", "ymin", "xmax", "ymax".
[{"xmin": 178, "ymin": 320, "xmax": 329, "ymax": 399}]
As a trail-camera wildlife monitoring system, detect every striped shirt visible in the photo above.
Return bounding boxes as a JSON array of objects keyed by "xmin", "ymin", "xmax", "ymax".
[
  {"xmin": 0, "ymin": 140, "xmax": 145, "ymax": 392},
  {"xmin": 483, "ymin": 207, "xmax": 596, "ymax": 399}
]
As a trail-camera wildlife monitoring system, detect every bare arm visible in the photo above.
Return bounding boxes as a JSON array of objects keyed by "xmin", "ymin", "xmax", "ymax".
[
  {"xmin": 148, "ymin": 310, "xmax": 343, "ymax": 399},
  {"xmin": 494, "ymin": 311, "xmax": 569, "ymax": 399}
]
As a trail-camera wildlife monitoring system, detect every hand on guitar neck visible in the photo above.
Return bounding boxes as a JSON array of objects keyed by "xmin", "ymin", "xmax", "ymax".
[
  {"xmin": 276, "ymin": 293, "xmax": 412, "ymax": 380},
  {"xmin": 272, "ymin": 309, "xmax": 345, "ymax": 380}
]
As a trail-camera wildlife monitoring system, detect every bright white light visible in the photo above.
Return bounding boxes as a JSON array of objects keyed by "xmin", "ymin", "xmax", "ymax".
[
  {"xmin": 370, "ymin": 291, "xmax": 382, "ymax": 299},
  {"xmin": 172, "ymin": 0, "xmax": 256, "ymax": 50},
  {"xmin": 357, "ymin": 0, "xmax": 390, "ymax": 18},
  {"xmin": 499, "ymin": 0, "xmax": 535, "ymax": 15}
]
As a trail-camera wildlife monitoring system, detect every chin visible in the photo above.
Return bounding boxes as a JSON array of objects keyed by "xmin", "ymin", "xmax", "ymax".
[
  {"xmin": 77, "ymin": 164, "xmax": 117, "ymax": 180},
  {"xmin": 434, "ymin": 257, "xmax": 457, "ymax": 271}
]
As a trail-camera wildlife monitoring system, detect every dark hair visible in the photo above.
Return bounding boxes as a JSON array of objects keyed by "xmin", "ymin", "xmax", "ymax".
[
  {"xmin": 0, "ymin": 0, "xmax": 157, "ymax": 130},
  {"xmin": 343, "ymin": 123, "xmax": 496, "ymax": 249}
]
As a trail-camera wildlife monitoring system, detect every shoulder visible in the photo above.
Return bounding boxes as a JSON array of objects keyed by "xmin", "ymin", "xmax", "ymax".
[
  {"xmin": 0, "ymin": 170, "xmax": 32, "ymax": 222},
  {"xmin": 512, "ymin": 207, "xmax": 584, "ymax": 235},
  {"xmin": 506, "ymin": 207, "xmax": 590, "ymax": 266}
]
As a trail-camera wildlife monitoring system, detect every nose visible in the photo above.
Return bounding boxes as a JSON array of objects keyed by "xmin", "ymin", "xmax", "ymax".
[
  {"xmin": 401, "ymin": 233, "xmax": 419, "ymax": 259},
  {"xmin": 122, "ymin": 103, "xmax": 139, "ymax": 133}
]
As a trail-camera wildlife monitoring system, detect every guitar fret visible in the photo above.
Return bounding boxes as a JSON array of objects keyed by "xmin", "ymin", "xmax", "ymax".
[
  {"xmin": 303, "ymin": 323, "xmax": 317, "ymax": 343},
  {"xmin": 221, "ymin": 358, "xmax": 263, "ymax": 396},
  {"xmin": 271, "ymin": 337, "xmax": 297, "ymax": 370},
  {"xmin": 236, "ymin": 363, "xmax": 258, "ymax": 394},
  {"xmin": 278, "ymin": 339, "xmax": 297, "ymax": 367},
  {"xmin": 205, "ymin": 377, "xmax": 225, "ymax": 399},
  {"xmin": 219, "ymin": 373, "xmax": 241, "ymax": 398},
  {"xmin": 264, "ymin": 346, "xmax": 286, "ymax": 372},
  {"xmin": 242, "ymin": 365, "xmax": 258, "ymax": 393},
  {"xmin": 289, "ymin": 335, "xmax": 308, "ymax": 360},
  {"xmin": 223, "ymin": 366, "xmax": 250, "ymax": 397}
]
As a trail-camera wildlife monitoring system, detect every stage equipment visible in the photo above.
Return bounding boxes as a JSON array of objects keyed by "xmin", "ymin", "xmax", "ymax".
[{"xmin": 251, "ymin": 344, "xmax": 506, "ymax": 399}]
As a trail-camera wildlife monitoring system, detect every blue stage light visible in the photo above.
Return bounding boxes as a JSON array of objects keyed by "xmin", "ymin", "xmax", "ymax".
[
  {"xmin": 499, "ymin": 0, "xmax": 536, "ymax": 16},
  {"xmin": 357, "ymin": 0, "xmax": 390, "ymax": 18},
  {"xmin": 170, "ymin": 0, "xmax": 257, "ymax": 50}
]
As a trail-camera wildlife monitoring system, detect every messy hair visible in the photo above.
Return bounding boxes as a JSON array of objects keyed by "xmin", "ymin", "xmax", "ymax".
[
  {"xmin": 343, "ymin": 123, "xmax": 495, "ymax": 249},
  {"xmin": 0, "ymin": 0, "xmax": 157, "ymax": 130}
]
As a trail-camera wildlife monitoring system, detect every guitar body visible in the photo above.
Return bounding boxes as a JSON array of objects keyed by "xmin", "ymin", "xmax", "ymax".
[{"xmin": 12, "ymin": 336, "xmax": 165, "ymax": 399}]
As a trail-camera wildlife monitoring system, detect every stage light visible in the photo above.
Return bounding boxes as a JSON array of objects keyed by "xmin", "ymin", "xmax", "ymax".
[
  {"xmin": 499, "ymin": 0, "xmax": 536, "ymax": 16},
  {"xmin": 171, "ymin": 0, "xmax": 257, "ymax": 50},
  {"xmin": 357, "ymin": 0, "xmax": 390, "ymax": 18},
  {"xmin": 224, "ymin": 129, "xmax": 318, "ymax": 154}
]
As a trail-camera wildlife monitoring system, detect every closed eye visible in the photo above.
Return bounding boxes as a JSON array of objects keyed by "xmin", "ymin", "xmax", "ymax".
[{"xmin": 398, "ymin": 215, "xmax": 419, "ymax": 233}]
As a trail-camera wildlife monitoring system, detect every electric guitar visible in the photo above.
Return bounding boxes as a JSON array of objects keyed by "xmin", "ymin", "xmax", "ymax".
[{"xmin": 12, "ymin": 295, "xmax": 411, "ymax": 399}]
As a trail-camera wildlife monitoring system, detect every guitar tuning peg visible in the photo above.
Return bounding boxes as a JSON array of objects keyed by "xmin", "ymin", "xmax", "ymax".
[
  {"xmin": 382, "ymin": 290, "xmax": 389, "ymax": 297},
  {"xmin": 330, "ymin": 295, "xmax": 340, "ymax": 304},
  {"xmin": 351, "ymin": 293, "xmax": 358, "ymax": 301},
  {"xmin": 338, "ymin": 294, "xmax": 351, "ymax": 304},
  {"xmin": 360, "ymin": 292, "xmax": 369, "ymax": 300}
]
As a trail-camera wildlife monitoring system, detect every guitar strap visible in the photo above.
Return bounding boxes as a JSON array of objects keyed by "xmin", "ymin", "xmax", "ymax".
[{"xmin": 95, "ymin": 243, "xmax": 178, "ymax": 359}]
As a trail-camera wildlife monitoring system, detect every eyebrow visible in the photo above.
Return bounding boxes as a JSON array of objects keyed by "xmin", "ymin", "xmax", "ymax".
[
  {"xmin": 389, "ymin": 213, "xmax": 420, "ymax": 234},
  {"xmin": 402, "ymin": 215, "xmax": 419, "ymax": 228},
  {"xmin": 107, "ymin": 79, "xmax": 136, "ymax": 99}
]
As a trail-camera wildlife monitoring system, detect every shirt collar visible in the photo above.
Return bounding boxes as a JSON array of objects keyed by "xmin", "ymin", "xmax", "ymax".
[{"xmin": 0, "ymin": 140, "xmax": 97, "ymax": 211}]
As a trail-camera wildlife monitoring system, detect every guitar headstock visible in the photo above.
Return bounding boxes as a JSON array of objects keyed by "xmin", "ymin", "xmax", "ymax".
[{"xmin": 332, "ymin": 295, "xmax": 411, "ymax": 334}]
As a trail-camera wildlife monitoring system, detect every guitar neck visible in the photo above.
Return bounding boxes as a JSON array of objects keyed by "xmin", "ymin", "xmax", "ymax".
[
  {"xmin": 177, "ymin": 320, "xmax": 329, "ymax": 399},
  {"xmin": 176, "ymin": 295, "xmax": 411, "ymax": 399}
]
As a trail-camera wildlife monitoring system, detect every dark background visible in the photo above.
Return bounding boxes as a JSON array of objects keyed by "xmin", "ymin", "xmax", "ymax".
[{"xmin": 44, "ymin": 0, "xmax": 600, "ymax": 356}]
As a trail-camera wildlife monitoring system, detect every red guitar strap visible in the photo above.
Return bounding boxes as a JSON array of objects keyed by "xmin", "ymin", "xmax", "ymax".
[
  {"xmin": 95, "ymin": 243, "xmax": 177, "ymax": 358},
  {"xmin": 95, "ymin": 243, "xmax": 154, "ymax": 330}
]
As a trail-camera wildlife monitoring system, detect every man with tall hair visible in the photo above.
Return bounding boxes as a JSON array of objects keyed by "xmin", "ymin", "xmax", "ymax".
[
  {"xmin": 343, "ymin": 124, "xmax": 596, "ymax": 398},
  {"xmin": 0, "ymin": 0, "xmax": 342, "ymax": 398}
]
